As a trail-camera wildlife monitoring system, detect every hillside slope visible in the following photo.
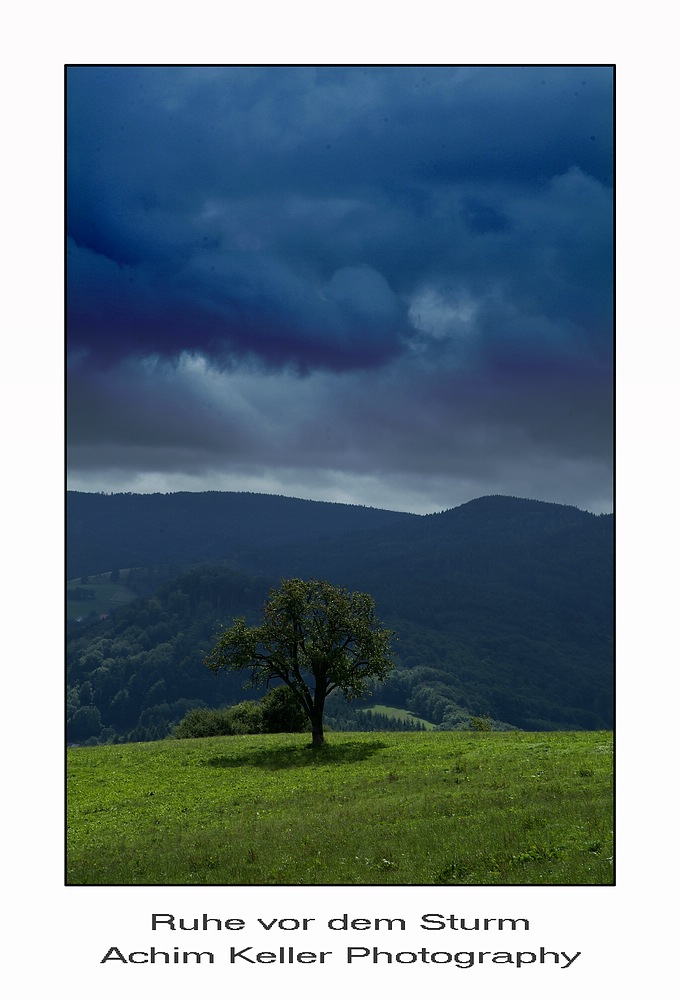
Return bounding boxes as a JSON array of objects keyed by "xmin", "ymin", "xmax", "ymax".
[
  {"xmin": 66, "ymin": 492, "xmax": 613, "ymax": 742},
  {"xmin": 229, "ymin": 495, "xmax": 613, "ymax": 730},
  {"xmin": 67, "ymin": 490, "xmax": 416, "ymax": 580}
]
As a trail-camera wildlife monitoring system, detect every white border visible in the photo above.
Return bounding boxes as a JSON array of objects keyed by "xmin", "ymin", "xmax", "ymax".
[{"xmin": 5, "ymin": 3, "xmax": 677, "ymax": 995}]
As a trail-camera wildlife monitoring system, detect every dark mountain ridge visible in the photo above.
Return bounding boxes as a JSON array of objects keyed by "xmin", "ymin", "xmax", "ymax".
[
  {"xmin": 67, "ymin": 490, "xmax": 416, "ymax": 580},
  {"xmin": 229, "ymin": 494, "xmax": 612, "ymax": 627},
  {"xmin": 225, "ymin": 494, "xmax": 613, "ymax": 728}
]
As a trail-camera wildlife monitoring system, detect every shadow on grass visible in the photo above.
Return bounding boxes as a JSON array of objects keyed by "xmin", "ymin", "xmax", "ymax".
[{"xmin": 206, "ymin": 739, "xmax": 388, "ymax": 771}]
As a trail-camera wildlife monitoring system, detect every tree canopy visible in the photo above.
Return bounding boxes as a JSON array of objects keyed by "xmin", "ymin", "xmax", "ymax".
[{"xmin": 205, "ymin": 578, "xmax": 395, "ymax": 744}]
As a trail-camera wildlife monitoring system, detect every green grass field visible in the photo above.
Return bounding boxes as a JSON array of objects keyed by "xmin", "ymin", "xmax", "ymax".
[
  {"xmin": 67, "ymin": 730, "xmax": 613, "ymax": 885},
  {"xmin": 67, "ymin": 573, "xmax": 137, "ymax": 621},
  {"xmin": 362, "ymin": 704, "xmax": 437, "ymax": 729}
]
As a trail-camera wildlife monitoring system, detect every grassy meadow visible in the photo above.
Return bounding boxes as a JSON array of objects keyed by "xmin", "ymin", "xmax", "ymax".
[
  {"xmin": 66, "ymin": 572, "xmax": 137, "ymax": 621},
  {"xmin": 361, "ymin": 704, "xmax": 437, "ymax": 729},
  {"xmin": 67, "ymin": 730, "xmax": 613, "ymax": 885}
]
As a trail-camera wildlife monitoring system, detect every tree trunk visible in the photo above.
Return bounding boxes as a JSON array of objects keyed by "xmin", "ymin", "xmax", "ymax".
[{"xmin": 310, "ymin": 705, "xmax": 325, "ymax": 746}]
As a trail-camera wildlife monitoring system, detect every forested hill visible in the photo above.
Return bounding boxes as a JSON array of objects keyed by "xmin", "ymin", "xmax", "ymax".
[
  {"xmin": 66, "ymin": 491, "xmax": 613, "ymax": 743},
  {"xmin": 227, "ymin": 495, "xmax": 613, "ymax": 730},
  {"xmin": 67, "ymin": 490, "xmax": 416, "ymax": 581},
  {"xmin": 232, "ymin": 494, "xmax": 610, "ymax": 595}
]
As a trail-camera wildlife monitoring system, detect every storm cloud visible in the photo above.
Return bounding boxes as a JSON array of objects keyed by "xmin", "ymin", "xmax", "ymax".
[{"xmin": 67, "ymin": 65, "xmax": 613, "ymax": 513}]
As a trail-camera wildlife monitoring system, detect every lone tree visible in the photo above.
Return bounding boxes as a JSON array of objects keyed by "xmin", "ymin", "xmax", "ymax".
[{"xmin": 205, "ymin": 578, "xmax": 395, "ymax": 746}]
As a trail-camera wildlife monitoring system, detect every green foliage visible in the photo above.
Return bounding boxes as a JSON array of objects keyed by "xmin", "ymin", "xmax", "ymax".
[
  {"xmin": 66, "ymin": 566, "xmax": 272, "ymax": 744},
  {"xmin": 67, "ymin": 730, "xmax": 614, "ymax": 885},
  {"xmin": 226, "ymin": 700, "xmax": 266, "ymax": 734},
  {"xmin": 171, "ymin": 707, "xmax": 240, "ymax": 739},
  {"xmin": 259, "ymin": 686, "xmax": 309, "ymax": 733},
  {"xmin": 171, "ymin": 689, "xmax": 309, "ymax": 740},
  {"xmin": 68, "ymin": 705, "xmax": 103, "ymax": 741},
  {"xmin": 206, "ymin": 578, "xmax": 395, "ymax": 744},
  {"xmin": 469, "ymin": 714, "xmax": 493, "ymax": 731}
]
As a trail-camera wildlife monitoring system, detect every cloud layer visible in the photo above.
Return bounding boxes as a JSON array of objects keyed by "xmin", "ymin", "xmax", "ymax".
[{"xmin": 67, "ymin": 65, "xmax": 613, "ymax": 513}]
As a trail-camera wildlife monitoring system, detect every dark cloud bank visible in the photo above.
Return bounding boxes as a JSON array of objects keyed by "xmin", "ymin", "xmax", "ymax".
[{"xmin": 67, "ymin": 65, "xmax": 613, "ymax": 514}]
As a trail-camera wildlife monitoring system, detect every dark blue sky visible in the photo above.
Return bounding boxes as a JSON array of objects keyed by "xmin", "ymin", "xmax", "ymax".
[{"xmin": 67, "ymin": 65, "xmax": 613, "ymax": 513}]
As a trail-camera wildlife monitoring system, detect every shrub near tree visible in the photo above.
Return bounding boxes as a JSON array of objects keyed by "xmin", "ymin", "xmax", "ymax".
[
  {"xmin": 171, "ymin": 687, "xmax": 309, "ymax": 740},
  {"xmin": 171, "ymin": 707, "xmax": 234, "ymax": 739},
  {"xmin": 205, "ymin": 578, "xmax": 395, "ymax": 745},
  {"xmin": 260, "ymin": 685, "xmax": 309, "ymax": 733}
]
